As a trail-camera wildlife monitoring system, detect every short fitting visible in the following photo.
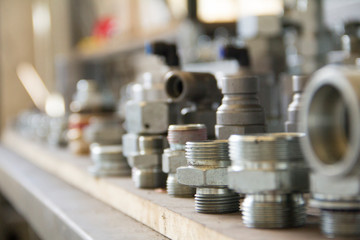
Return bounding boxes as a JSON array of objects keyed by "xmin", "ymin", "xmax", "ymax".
[
  {"xmin": 89, "ymin": 144, "xmax": 131, "ymax": 177},
  {"xmin": 162, "ymin": 124, "xmax": 207, "ymax": 197},
  {"xmin": 177, "ymin": 140, "xmax": 239, "ymax": 213},
  {"xmin": 228, "ymin": 133, "xmax": 308, "ymax": 228}
]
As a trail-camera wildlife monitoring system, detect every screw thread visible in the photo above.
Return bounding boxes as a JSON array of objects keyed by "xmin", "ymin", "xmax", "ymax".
[
  {"xmin": 320, "ymin": 209, "xmax": 360, "ymax": 238},
  {"xmin": 166, "ymin": 173, "xmax": 195, "ymax": 198},
  {"xmin": 167, "ymin": 124, "xmax": 207, "ymax": 150},
  {"xmin": 195, "ymin": 188, "xmax": 240, "ymax": 214},
  {"xmin": 241, "ymin": 193, "xmax": 306, "ymax": 228}
]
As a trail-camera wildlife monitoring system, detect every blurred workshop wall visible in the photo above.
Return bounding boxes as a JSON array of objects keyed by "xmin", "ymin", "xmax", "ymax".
[{"xmin": 0, "ymin": 0, "xmax": 34, "ymax": 132}]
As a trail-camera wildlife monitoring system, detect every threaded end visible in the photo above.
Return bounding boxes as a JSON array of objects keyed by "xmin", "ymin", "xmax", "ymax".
[
  {"xmin": 132, "ymin": 167, "xmax": 167, "ymax": 189},
  {"xmin": 185, "ymin": 140, "xmax": 230, "ymax": 167},
  {"xmin": 195, "ymin": 188, "xmax": 239, "ymax": 214},
  {"xmin": 229, "ymin": 133, "xmax": 305, "ymax": 164},
  {"xmin": 241, "ymin": 193, "xmax": 306, "ymax": 228},
  {"xmin": 166, "ymin": 173, "xmax": 195, "ymax": 198},
  {"xmin": 320, "ymin": 210, "xmax": 360, "ymax": 238},
  {"xmin": 167, "ymin": 124, "xmax": 207, "ymax": 150}
]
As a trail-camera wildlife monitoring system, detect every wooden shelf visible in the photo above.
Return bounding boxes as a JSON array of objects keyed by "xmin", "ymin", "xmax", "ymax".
[
  {"xmin": 2, "ymin": 129, "xmax": 328, "ymax": 240},
  {"xmin": 75, "ymin": 22, "xmax": 180, "ymax": 62},
  {"xmin": 0, "ymin": 146, "xmax": 165, "ymax": 240}
]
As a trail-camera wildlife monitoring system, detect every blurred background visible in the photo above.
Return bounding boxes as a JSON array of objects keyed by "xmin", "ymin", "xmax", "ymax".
[{"xmin": 1, "ymin": 0, "xmax": 360, "ymax": 239}]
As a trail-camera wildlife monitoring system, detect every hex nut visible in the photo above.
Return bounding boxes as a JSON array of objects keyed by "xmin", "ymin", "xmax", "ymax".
[
  {"xmin": 310, "ymin": 173, "xmax": 360, "ymax": 196},
  {"xmin": 215, "ymin": 125, "xmax": 265, "ymax": 140},
  {"xmin": 122, "ymin": 133, "xmax": 139, "ymax": 157},
  {"xmin": 177, "ymin": 166, "xmax": 228, "ymax": 187},
  {"xmin": 227, "ymin": 168, "xmax": 309, "ymax": 193},
  {"xmin": 128, "ymin": 154, "xmax": 161, "ymax": 168},
  {"xmin": 125, "ymin": 101, "xmax": 169, "ymax": 134},
  {"xmin": 162, "ymin": 149, "xmax": 186, "ymax": 173}
]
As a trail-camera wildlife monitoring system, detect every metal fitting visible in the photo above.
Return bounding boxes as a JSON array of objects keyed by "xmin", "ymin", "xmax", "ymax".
[
  {"xmin": 285, "ymin": 75, "xmax": 308, "ymax": 132},
  {"xmin": 300, "ymin": 65, "xmax": 360, "ymax": 238},
  {"xmin": 128, "ymin": 135, "xmax": 167, "ymax": 189},
  {"xmin": 165, "ymin": 71, "xmax": 221, "ymax": 139},
  {"xmin": 215, "ymin": 74, "xmax": 266, "ymax": 139},
  {"xmin": 162, "ymin": 124, "xmax": 207, "ymax": 197},
  {"xmin": 84, "ymin": 116, "xmax": 124, "ymax": 145},
  {"xmin": 125, "ymin": 101, "xmax": 169, "ymax": 134},
  {"xmin": 177, "ymin": 140, "xmax": 239, "ymax": 213},
  {"xmin": 70, "ymin": 79, "xmax": 115, "ymax": 113},
  {"xmin": 228, "ymin": 133, "xmax": 309, "ymax": 228},
  {"xmin": 89, "ymin": 144, "xmax": 131, "ymax": 177}
]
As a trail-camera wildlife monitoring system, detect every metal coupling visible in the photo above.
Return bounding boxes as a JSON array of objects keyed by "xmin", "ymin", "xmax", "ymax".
[
  {"xmin": 165, "ymin": 71, "xmax": 221, "ymax": 139},
  {"xmin": 228, "ymin": 133, "xmax": 309, "ymax": 228},
  {"xmin": 300, "ymin": 65, "xmax": 360, "ymax": 238},
  {"xmin": 215, "ymin": 74, "xmax": 265, "ymax": 139},
  {"xmin": 162, "ymin": 124, "xmax": 207, "ymax": 197},
  {"xmin": 285, "ymin": 75, "xmax": 308, "ymax": 132},
  {"xmin": 89, "ymin": 144, "xmax": 131, "ymax": 177},
  {"xmin": 177, "ymin": 140, "xmax": 239, "ymax": 213},
  {"xmin": 128, "ymin": 135, "xmax": 167, "ymax": 189}
]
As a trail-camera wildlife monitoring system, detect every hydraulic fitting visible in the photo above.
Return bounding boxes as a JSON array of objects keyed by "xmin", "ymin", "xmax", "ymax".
[
  {"xmin": 84, "ymin": 116, "xmax": 124, "ymax": 145},
  {"xmin": 165, "ymin": 71, "xmax": 221, "ymax": 139},
  {"xmin": 300, "ymin": 65, "xmax": 360, "ymax": 238},
  {"xmin": 228, "ymin": 133, "xmax": 309, "ymax": 228},
  {"xmin": 215, "ymin": 74, "xmax": 266, "ymax": 139},
  {"xmin": 127, "ymin": 135, "xmax": 167, "ymax": 188},
  {"xmin": 89, "ymin": 144, "xmax": 131, "ymax": 177},
  {"xmin": 162, "ymin": 124, "xmax": 207, "ymax": 197},
  {"xmin": 285, "ymin": 75, "xmax": 308, "ymax": 132},
  {"xmin": 177, "ymin": 140, "xmax": 239, "ymax": 213}
]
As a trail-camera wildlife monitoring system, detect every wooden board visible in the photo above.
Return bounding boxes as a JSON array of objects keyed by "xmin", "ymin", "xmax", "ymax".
[
  {"xmin": 0, "ymin": 146, "xmax": 166, "ymax": 240},
  {"xmin": 2, "ymin": 129, "xmax": 328, "ymax": 240}
]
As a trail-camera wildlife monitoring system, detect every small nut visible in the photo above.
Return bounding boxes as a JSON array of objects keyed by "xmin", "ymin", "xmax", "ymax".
[
  {"xmin": 228, "ymin": 168, "xmax": 309, "ymax": 193},
  {"xmin": 162, "ymin": 149, "xmax": 186, "ymax": 173},
  {"xmin": 215, "ymin": 125, "xmax": 265, "ymax": 140},
  {"xmin": 177, "ymin": 166, "xmax": 228, "ymax": 187},
  {"xmin": 128, "ymin": 154, "xmax": 161, "ymax": 168}
]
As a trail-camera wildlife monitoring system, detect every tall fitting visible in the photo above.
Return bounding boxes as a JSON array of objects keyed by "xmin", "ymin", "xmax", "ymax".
[
  {"xmin": 285, "ymin": 75, "xmax": 308, "ymax": 132},
  {"xmin": 215, "ymin": 74, "xmax": 265, "ymax": 140},
  {"xmin": 300, "ymin": 65, "xmax": 360, "ymax": 238},
  {"xmin": 228, "ymin": 133, "xmax": 309, "ymax": 228},
  {"xmin": 162, "ymin": 124, "xmax": 207, "ymax": 197},
  {"xmin": 177, "ymin": 140, "xmax": 239, "ymax": 213}
]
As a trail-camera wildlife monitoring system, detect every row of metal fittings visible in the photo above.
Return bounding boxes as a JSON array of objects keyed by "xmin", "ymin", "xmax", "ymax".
[{"xmin": 14, "ymin": 42, "xmax": 360, "ymax": 238}]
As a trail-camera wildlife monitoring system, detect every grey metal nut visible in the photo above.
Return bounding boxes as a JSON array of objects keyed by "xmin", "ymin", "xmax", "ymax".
[
  {"xmin": 122, "ymin": 133, "xmax": 139, "ymax": 157},
  {"xmin": 227, "ymin": 168, "xmax": 309, "ymax": 194},
  {"xmin": 310, "ymin": 173, "xmax": 360, "ymax": 196},
  {"xmin": 125, "ymin": 101, "xmax": 169, "ymax": 134},
  {"xmin": 162, "ymin": 150, "xmax": 186, "ymax": 173},
  {"xmin": 215, "ymin": 125, "xmax": 265, "ymax": 140},
  {"xmin": 128, "ymin": 154, "xmax": 161, "ymax": 168},
  {"xmin": 177, "ymin": 166, "xmax": 228, "ymax": 187}
]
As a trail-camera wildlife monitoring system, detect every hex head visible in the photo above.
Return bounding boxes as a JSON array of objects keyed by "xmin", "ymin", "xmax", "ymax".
[
  {"xmin": 177, "ymin": 166, "xmax": 228, "ymax": 187},
  {"xmin": 162, "ymin": 149, "xmax": 186, "ymax": 173},
  {"xmin": 215, "ymin": 125, "xmax": 265, "ymax": 140},
  {"xmin": 310, "ymin": 173, "xmax": 360, "ymax": 196},
  {"xmin": 128, "ymin": 154, "xmax": 161, "ymax": 168},
  {"xmin": 122, "ymin": 133, "xmax": 139, "ymax": 157},
  {"xmin": 227, "ymin": 168, "xmax": 309, "ymax": 194},
  {"xmin": 125, "ymin": 101, "xmax": 169, "ymax": 134}
]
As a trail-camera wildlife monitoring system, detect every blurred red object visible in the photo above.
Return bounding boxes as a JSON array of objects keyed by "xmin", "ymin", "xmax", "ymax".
[{"xmin": 92, "ymin": 16, "xmax": 116, "ymax": 39}]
